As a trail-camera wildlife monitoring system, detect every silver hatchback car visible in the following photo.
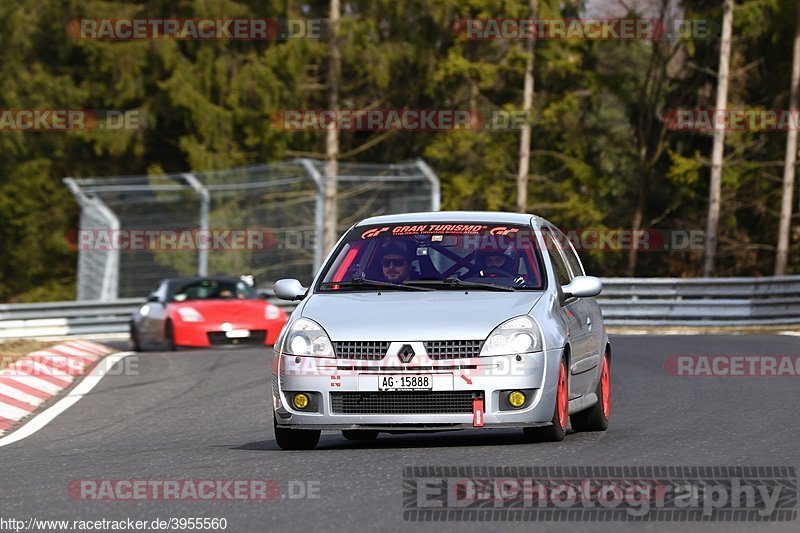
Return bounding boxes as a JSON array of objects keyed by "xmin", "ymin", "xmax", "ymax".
[{"xmin": 271, "ymin": 212, "xmax": 610, "ymax": 449}]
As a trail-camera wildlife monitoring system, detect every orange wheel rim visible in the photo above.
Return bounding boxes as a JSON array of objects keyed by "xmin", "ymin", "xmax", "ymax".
[
  {"xmin": 601, "ymin": 355, "xmax": 610, "ymax": 417},
  {"xmin": 557, "ymin": 362, "xmax": 568, "ymax": 429}
]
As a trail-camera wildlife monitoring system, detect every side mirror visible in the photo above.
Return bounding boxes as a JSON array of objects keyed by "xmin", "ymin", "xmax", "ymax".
[
  {"xmin": 274, "ymin": 279, "xmax": 307, "ymax": 301},
  {"xmin": 561, "ymin": 276, "xmax": 602, "ymax": 299},
  {"xmin": 147, "ymin": 294, "xmax": 161, "ymax": 303}
]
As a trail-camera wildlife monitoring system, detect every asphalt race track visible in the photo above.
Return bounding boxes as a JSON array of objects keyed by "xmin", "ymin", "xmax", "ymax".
[{"xmin": 0, "ymin": 335, "xmax": 798, "ymax": 533}]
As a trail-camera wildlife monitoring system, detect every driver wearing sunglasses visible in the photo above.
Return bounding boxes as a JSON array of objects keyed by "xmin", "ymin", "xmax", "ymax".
[{"xmin": 378, "ymin": 242, "xmax": 412, "ymax": 283}]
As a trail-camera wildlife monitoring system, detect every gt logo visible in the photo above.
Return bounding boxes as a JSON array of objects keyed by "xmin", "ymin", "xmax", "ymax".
[
  {"xmin": 489, "ymin": 226, "xmax": 519, "ymax": 236},
  {"xmin": 361, "ymin": 227, "xmax": 390, "ymax": 239}
]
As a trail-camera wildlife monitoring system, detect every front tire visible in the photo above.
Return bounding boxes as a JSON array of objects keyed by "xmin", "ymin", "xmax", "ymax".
[
  {"xmin": 570, "ymin": 351, "xmax": 610, "ymax": 432},
  {"xmin": 523, "ymin": 357, "xmax": 568, "ymax": 442},
  {"xmin": 274, "ymin": 416, "xmax": 321, "ymax": 450},
  {"xmin": 341, "ymin": 430, "xmax": 379, "ymax": 441},
  {"xmin": 130, "ymin": 323, "xmax": 143, "ymax": 352},
  {"xmin": 164, "ymin": 320, "xmax": 176, "ymax": 351}
]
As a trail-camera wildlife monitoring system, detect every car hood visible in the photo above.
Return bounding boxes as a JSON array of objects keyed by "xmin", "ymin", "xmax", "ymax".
[
  {"xmin": 168, "ymin": 299, "xmax": 265, "ymax": 322},
  {"xmin": 300, "ymin": 290, "xmax": 543, "ymax": 341}
]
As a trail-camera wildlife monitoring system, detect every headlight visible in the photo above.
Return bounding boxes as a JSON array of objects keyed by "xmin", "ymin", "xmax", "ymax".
[
  {"xmin": 177, "ymin": 307, "xmax": 204, "ymax": 322},
  {"xmin": 282, "ymin": 318, "xmax": 334, "ymax": 358},
  {"xmin": 480, "ymin": 315, "xmax": 542, "ymax": 356},
  {"xmin": 265, "ymin": 304, "xmax": 281, "ymax": 320}
]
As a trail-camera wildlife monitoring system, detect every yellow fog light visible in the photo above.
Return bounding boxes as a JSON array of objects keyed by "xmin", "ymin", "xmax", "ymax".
[
  {"xmin": 292, "ymin": 393, "xmax": 310, "ymax": 410},
  {"xmin": 508, "ymin": 390, "xmax": 526, "ymax": 408}
]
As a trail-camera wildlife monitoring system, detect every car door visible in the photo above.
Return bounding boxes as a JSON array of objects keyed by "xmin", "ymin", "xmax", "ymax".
[
  {"xmin": 541, "ymin": 228, "xmax": 590, "ymax": 400},
  {"xmin": 551, "ymin": 229, "xmax": 603, "ymax": 397}
]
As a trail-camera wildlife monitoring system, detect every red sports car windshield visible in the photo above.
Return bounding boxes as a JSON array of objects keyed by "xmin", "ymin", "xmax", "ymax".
[
  {"xmin": 169, "ymin": 279, "xmax": 257, "ymax": 302},
  {"xmin": 317, "ymin": 222, "xmax": 545, "ymax": 291}
]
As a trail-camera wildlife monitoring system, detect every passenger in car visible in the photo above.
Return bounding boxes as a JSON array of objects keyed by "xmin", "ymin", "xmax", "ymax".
[{"xmin": 471, "ymin": 249, "xmax": 515, "ymax": 277}]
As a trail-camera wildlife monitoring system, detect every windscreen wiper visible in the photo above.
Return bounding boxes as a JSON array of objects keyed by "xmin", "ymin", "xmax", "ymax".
[
  {"xmin": 320, "ymin": 278, "xmax": 433, "ymax": 292},
  {"xmin": 404, "ymin": 278, "xmax": 516, "ymax": 292}
]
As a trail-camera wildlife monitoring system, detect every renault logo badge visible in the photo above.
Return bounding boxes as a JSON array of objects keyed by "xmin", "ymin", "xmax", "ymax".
[{"xmin": 398, "ymin": 344, "xmax": 415, "ymax": 364}]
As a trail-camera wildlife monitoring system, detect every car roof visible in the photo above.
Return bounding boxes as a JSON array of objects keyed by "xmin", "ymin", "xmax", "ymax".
[
  {"xmin": 355, "ymin": 211, "xmax": 551, "ymax": 227},
  {"xmin": 162, "ymin": 276, "xmax": 244, "ymax": 285}
]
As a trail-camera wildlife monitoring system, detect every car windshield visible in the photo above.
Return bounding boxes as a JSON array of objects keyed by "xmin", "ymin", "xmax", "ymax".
[
  {"xmin": 317, "ymin": 222, "xmax": 545, "ymax": 292},
  {"xmin": 168, "ymin": 279, "xmax": 257, "ymax": 301}
]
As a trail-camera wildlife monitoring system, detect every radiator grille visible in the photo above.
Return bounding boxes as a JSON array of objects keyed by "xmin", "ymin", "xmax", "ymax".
[
  {"xmin": 330, "ymin": 391, "xmax": 479, "ymax": 414},
  {"xmin": 333, "ymin": 341, "xmax": 390, "ymax": 360},
  {"xmin": 424, "ymin": 340, "xmax": 483, "ymax": 359}
]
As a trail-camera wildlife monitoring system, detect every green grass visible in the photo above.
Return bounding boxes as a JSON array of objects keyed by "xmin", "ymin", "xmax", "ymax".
[{"xmin": 0, "ymin": 340, "xmax": 56, "ymax": 371}]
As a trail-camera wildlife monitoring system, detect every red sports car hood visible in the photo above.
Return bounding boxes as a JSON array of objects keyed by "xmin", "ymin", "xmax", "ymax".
[{"xmin": 169, "ymin": 299, "xmax": 266, "ymax": 322}]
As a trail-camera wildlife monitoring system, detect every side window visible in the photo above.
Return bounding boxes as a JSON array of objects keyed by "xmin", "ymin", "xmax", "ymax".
[
  {"xmin": 156, "ymin": 283, "xmax": 168, "ymax": 301},
  {"xmin": 542, "ymin": 229, "xmax": 571, "ymax": 286},
  {"xmin": 555, "ymin": 231, "xmax": 585, "ymax": 278}
]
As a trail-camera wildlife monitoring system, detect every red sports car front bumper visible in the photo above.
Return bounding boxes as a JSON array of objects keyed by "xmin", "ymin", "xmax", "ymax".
[{"xmin": 172, "ymin": 317, "xmax": 286, "ymax": 347}]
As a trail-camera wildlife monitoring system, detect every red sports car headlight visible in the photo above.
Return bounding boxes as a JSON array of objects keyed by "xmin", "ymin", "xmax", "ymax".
[
  {"xmin": 265, "ymin": 303, "xmax": 281, "ymax": 320},
  {"xmin": 177, "ymin": 307, "xmax": 204, "ymax": 322}
]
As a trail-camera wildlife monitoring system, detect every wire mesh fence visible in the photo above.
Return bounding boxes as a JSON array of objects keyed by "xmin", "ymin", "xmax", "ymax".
[{"xmin": 65, "ymin": 158, "xmax": 439, "ymax": 300}]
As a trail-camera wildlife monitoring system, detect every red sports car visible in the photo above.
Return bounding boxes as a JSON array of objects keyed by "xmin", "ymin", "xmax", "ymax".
[{"xmin": 130, "ymin": 276, "xmax": 288, "ymax": 351}]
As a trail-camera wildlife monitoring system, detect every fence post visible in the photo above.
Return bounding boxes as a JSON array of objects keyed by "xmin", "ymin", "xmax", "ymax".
[
  {"xmin": 299, "ymin": 159, "xmax": 325, "ymax": 276},
  {"xmin": 182, "ymin": 173, "xmax": 210, "ymax": 276},
  {"xmin": 63, "ymin": 178, "xmax": 121, "ymax": 301},
  {"xmin": 415, "ymin": 158, "xmax": 441, "ymax": 211}
]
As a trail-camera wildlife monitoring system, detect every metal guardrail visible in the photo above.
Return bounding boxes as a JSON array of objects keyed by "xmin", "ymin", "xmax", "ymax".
[
  {"xmin": 0, "ymin": 297, "xmax": 295, "ymax": 338},
  {"xmin": 1, "ymin": 277, "xmax": 798, "ymax": 338},
  {"xmin": 598, "ymin": 276, "xmax": 800, "ymax": 326},
  {"xmin": 0, "ymin": 298, "xmax": 144, "ymax": 338}
]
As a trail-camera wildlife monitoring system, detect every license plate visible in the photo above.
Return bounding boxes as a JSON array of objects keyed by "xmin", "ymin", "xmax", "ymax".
[
  {"xmin": 378, "ymin": 374, "xmax": 432, "ymax": 391},
  {"xmin": 225, "ymin": 329, "xmax": 250, "ymax": 338}
]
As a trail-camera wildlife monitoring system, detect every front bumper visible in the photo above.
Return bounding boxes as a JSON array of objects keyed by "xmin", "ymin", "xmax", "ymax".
[
  {"xmin": 273, "ymin": 347, "xmax": 563, "ymax": 430},
  {"xmin": 173, "ymin": 319, "xmax": 284, "ymax": 347}
]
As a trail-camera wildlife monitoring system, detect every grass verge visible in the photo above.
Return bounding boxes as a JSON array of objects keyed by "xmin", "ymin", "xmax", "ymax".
[{"xmin": 0, "ymin": 340, "xmax": 57, "ymax": 371}]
